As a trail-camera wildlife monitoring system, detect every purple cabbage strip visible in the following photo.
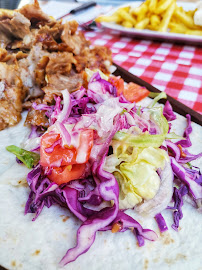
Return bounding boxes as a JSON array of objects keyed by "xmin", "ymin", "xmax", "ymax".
[
  {"xmin": 28, "ymin": 126, "xmax": 38, "ymax": 139},
  {"xmin": 176, "ymin": 114, "xmax": 192, "ymax": 148},
  {"xmin": 167, "ymin": 186, "xmax": 188, "ymax": 231},
  {"xmin": 78, "ymin": 186, "xmax": 103, "ymax": 206},
  {"xmin": 184, "ymin": 167, "xmax": 201, "ymax": 183},
  {"xmin": 48, "ymin": 95, "xmax": 62, "ymax": 124},
  {"xmin": 102, "ymin": 211, "xmax": 157, "ymax": 245},
  {"xmin": 16, "ymin": 157, "xmax": 23, "ymax": 164},
  {"xmin": 134, "ymin": 230, "xmax": 145, "ymax": 247},
  {"xmin": 195, "ymin": 174, "xmax": 202, "ymax": 185},
  {"xmin": 166, "ymin": 140, "xmax": 181, "ymax": 161},
  {"xmin": 25, "ymin": 165, "xmax": 61, "ymax": 220},
  {"xmin": 26, "ymin": 164, "xmax": 41, "ymax": 192},
  {"xmin": 62, "ymin": 186, "xmax": 94, "ymax": 222},
  {"xmin": 166, "ymin": 141, "xmax": 202, "ymax": 164},
  {"xmin": 59, "ymin": 157, "xmax": 119, "ymax": 266},
  {"xmin": 71, "ymin": 86, "xmax": 86, "ymax": 100},
  {"xmin": 28, "ymin": 126, "xmax": 44, "ymax": 139},
  {"xmin": 88, "ymin": 72, "xmax": 117, "ymax": 97},
  {"xmin": 170, "ymin": 157, "xmax": 202, "ymax": 200},
  {"xmin": 155, "ymin": 213, "xmax": 168, "ymax": 233},
  {"xmin": 163, "ymin": 101, "xmax": 176, "ymax": 121},
  {"xmin": 179, "ymin": 149, "xmax": 202, "ymax": 164}
]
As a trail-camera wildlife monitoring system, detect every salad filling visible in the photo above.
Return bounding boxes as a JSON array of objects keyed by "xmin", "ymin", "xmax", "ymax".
[{"xmin": 7, "ymin": 70, "xmax": 202, "ymax": 266}]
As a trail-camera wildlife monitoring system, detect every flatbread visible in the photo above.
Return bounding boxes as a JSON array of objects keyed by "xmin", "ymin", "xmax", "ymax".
[{"xmin": 0, "ymin": 108, "xmax": 202, "ymax": 270}]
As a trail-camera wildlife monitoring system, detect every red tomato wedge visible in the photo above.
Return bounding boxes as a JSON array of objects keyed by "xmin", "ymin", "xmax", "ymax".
[
  {"xmin": 109, "ymin": 76, "xmax": 149, "ymax": 103},
  {"xmin": 76, "ymin": 129, "xmax": 94, "ymax": 164},
  {"xmin": 40, "ymin": 129, "xmax": 94, "ymax": 184},
  {"xmin": 49, "ymin": 164, "xmax": 86, "ymax": 185},
  {"xmin": 40, "ymin": 133, "xmax": 77, "ymax": 167},
  {"xmin": 108, "ymin": 76, "xmax": 124, "ymax": 96},
  {"xmin": 123, "ymin": 82, "xmax": 149, "ymax": 103}
]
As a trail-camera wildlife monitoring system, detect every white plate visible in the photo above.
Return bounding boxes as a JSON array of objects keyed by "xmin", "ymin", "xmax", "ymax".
[{"xmin": 100, "ymin": 1, "xmax": 202, "ymax": 45}]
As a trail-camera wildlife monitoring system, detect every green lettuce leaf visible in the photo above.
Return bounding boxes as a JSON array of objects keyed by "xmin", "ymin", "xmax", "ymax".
[
  {"xmin": 114, "ymin": 107, "xmax": 169, "ymax": 148},
  {"xmin": 6, "ymin": 145, "xmax": 40, "ymax": 169},
  {"xmin": 148, "ymin": 92, "xmax": 167, "ymax": 108}
]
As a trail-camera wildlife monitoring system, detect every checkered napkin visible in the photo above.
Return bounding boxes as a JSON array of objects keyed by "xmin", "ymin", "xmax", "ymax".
[{"xmin": 84, "ymin": 29, "xmax": 202, "ymax": 114}]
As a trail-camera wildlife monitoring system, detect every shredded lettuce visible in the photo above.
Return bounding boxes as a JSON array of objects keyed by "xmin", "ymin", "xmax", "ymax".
[
  {"xmin": 166, "ymin": 132, "xmax": 186, "ymax": 140},
  {"xmin": 114, "ymin": 107, "xmax": 169, "ymax": 148},
  {"xmin": 148, "ymin": 92, "xmax": 167, "ymax": 108},
  {"xmin": 120, "ymin": 162, "xmax": 161, "ymax": 199},
  {"xmin": 104, "ymin": 144, "xmax": 169, "ymax": 209}
]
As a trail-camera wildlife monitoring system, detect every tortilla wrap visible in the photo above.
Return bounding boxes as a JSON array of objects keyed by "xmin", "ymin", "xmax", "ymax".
[{"xmin": 0, "ymin": 105, "xmax": 202, "ymax": 270}]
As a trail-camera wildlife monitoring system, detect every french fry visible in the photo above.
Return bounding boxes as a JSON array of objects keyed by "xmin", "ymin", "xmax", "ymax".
[
  {"xmin": 149, "ymin": 0, "xmax": 157, "ymax": 13},
  {"xmin": 122, "ymin": 21, "xmax": 133, "ymax": 28},
  {"xmin": 174, "ymin": 7, "xmax": 196, "ymax": 29},
  {"xmin": 96, "ymin": 0, "xmax": 202, "ymax": 36},
  {"xmin": 137, "ymin": 9, "xmax": 148, "ymax": 22},
  {"xmin": 135, "ymin": 18, "xmax": 150, "ymax": 30},
  {"xmin": 186, "ymin": 9, "xmax": 196, "ymax": 18},
  {"xmin": 118, "ymin": 7, "xmax": 130, "ymax": 13},
  {"xmin": 185, "ymin": 29, "xmax": 202, "ymax": 36},
  {"xmin": 158, "ymin": 2, "xmax": 175, "ymax": 32},
  {"xmin": 150, "ymin": 14, "xmax": 161, "ymax": 28},
  {"xmin": 117, "ymin": 9, "xmax": 136, "ymax": 25},
  {"xmin": 130, "ymin": 3, "xmax": 148, "ymax": 17},
  {"xmin": 169, "ymin": 22, "xmax": 188, "ymax": 34},
  {"xmin": 155, "ymin": 0, "xmax": 173, "ymax": 15},
  {"xmin": 96, "ymin": 14, "xmax": 122, "ymax": 23}
]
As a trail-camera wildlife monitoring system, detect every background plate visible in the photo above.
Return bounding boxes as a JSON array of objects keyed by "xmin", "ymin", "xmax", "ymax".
[{"xmin": 100, "ymin": 1, "xmax": 202, "ymax": 45}]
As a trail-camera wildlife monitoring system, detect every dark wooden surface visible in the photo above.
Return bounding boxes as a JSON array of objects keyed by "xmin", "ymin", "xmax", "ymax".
[{"xmin": 113, "ymin": 63, "xmax": 202, "ymax": 126}]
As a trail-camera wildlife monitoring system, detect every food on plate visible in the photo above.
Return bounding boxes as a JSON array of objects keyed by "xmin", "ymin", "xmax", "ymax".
[
  {"xmin": 1, "ymin": 67, "xmax": 201, "ymax": 269},
  {"xmin": 96, "ymin": 0, "xmax": 202, "ymax": 35},
  {"xmin": 0, "ymin": 0, "xmax": 112, "ymax": 131},
  {"xmin": 0, "ymin": 1, "xmax": 202, "ymax": 269}
]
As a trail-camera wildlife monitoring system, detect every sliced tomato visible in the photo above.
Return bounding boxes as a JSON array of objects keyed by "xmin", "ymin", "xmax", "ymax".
[
  {"xmin": 108, "ymin": 76, "xmax": 124, "ymax": 96},
  {"xmin": 40, "ymin": 129, "xmax": 94, "ymax": 168},
  {"xmin": 76, "ymin": 129, "xmax": 94, "ymax": 163},
  {"xmin": 49, "ymin": 163, "xmax": 86, "ymax": 185},
  {"xmin": 40, "ymin": 129, "xmax": 94, "ymax": 184},
  {"xmin": 40, "ymin": 132, "xmax": 77, "ymax": 167},
  {"xmin": 123, "ymin": 82, "xmax": 149, "ymax": 103}
]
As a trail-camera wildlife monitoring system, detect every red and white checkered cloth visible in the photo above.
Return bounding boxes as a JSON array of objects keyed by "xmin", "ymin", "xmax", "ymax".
[{"xmin": 84, "ymin": 28, "xmax": 202, "ymax": 114}]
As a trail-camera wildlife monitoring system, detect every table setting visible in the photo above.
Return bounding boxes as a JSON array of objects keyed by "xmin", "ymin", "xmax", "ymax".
[{"xmin": 0, "ymin": 1, "xmax": 202, "ymax": 270}]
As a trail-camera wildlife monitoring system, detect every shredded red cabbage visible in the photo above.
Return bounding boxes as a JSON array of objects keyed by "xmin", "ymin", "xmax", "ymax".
[
  {"xmin": 22, "ymin": 72, "xmax": 202, "ymax": 266},
  {"xmin": 155, "ymin": 213, "xmax": 168, "ymax": 233},
  {"xmin": 176, "ymin": 114, "xmax": 192, "ymax": 148},
  {"xmin": 163, "ymin": 101, "xmax": 176, "ymax": 121},
  {"xmin": 166, "ymin": 140, "xmax": 202, "ymax": 164},
  {"xmin": 170, "ymin": 157, "xmax": 202, "ymax": 200},
  {"xmin": 167, "ymin": 185, "xmax": 188, "ymax": 231}
]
